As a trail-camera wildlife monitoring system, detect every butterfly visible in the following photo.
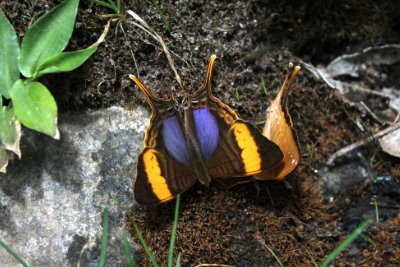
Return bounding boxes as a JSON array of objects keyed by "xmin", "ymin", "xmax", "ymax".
[
  {"xmin": 256, "ymin": 64, "xmax": 301, "ymax": 181},
  {"xmin": 129, "ymin": 55, "xmax": 283, "ymax": 205}
]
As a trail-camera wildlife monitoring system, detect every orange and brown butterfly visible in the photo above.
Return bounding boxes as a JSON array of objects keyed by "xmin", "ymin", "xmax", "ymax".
[
  {"xmin": 256, "ymin": 63, "xmax": 301, "ymax": 181},
  {"xmin": 129, "ymin": 55, "xmax": 283, "ymax": 205}
]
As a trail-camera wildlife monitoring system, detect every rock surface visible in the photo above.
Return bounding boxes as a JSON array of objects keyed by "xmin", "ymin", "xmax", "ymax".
[
  {"xmin": 317, "ymin": 151, "xmax": 376, "ymax": 199},
  {"xmin": 0, "ymin": 106, "xmax": 148, "ymax": 266}
]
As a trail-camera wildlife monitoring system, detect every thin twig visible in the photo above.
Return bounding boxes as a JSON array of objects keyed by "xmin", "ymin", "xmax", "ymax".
[
  {"xmin": 118, "ymin": 21, "xmax": 140, "ymax": 77},
  {"xmin": 360, "ymin": 101, "xmax": 386, "ymax": 125},
  {"xmin": 327, "ymin": 122, "xmax": 400, "ymax": 165},
  {"xmin": 127, "ymin": 20, "xmax": 190, "ymax": 68},
  {"xmin": 89, "ymin": 18, "xmax": 118, "ymax": 48},
  {"xmin": 126, "ymin": 10, "xmax": 183, "ymax": 91}
]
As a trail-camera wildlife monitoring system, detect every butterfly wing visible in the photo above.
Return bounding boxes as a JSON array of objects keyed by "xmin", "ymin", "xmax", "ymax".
[
  {"xmin": 129, "ymin": 75, "xmax": 175, "ymax": 150},
  {"xmin": 135, "ymin": 148, "xmax": 198, "ymax": 205},
  {"xmin": 256, "ymin": 66, "xmax": 300, "ymax": 181},
  {"xmin": 190, "ymin": 56, "xmax": 283, "ymax": 178},
  {"xmin": 208, "ymin": 119, "xmax": 283, "ymax": 177},
  {"xmin": 130, "ymin": 75, "xmax": 197, "ymax": 205}
]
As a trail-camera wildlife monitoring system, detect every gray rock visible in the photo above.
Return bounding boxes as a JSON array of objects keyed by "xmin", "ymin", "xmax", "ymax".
[
  {"xmin": 0, "ymin": 106, "xmax": 149, "ymax": 266},
  {"xmin": 318, "ymin": 151, "xmax": 376, "ymax": 199}
]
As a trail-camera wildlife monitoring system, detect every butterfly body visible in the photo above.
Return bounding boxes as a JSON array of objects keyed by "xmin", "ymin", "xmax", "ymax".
[{"xmin": 130, "ymin": 56, "xmax": 283, "ymax": 205}]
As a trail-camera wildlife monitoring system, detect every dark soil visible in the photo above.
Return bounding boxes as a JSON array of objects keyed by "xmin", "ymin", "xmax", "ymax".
[{"xmin": 2, "ymin": 0, "xmax": 400, "ymax": 266}]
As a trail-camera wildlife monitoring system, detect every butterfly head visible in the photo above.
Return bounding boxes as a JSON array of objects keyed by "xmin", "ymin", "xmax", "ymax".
[{"xmin": 169, "ymin": 89, "xmax": 194, "ymax": 121}]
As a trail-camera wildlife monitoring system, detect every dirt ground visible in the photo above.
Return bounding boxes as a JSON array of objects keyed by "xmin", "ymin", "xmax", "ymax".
[{"xmin": 2, "ymin": 0, "xmax": 400, "ymax": 266}]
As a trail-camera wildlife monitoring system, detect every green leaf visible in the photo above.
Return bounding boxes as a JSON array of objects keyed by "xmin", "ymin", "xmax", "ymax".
[
  {"xmin": 0, "ymin": 9, "xmax": 20, "ymax": 98},
  {"xmin": 36, "ymin": 47, "xmax": 97, "ymax": 77},
  {"xmin": 0, "ymin": 148, "xmax": 9, "ymax": 173},
  {"xmin": 18, "ymin": 0, "xmax": 80, "ymax": 78},
  {"xmin": 10, "ymin": 79, "xmax": 59, "ymax": 139},
  {"xmin": 0, "ymin": 106, "xmax": 21, "ymax": 158}
]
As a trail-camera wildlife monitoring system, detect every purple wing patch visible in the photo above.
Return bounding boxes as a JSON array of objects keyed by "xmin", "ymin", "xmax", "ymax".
[
  {"xmin": 163, "ymin": 116, "xmax": 191, "ymax": 166},
  {"xmin": 193, "ymin": 107, "xmax": 219, "ymax": 161}
]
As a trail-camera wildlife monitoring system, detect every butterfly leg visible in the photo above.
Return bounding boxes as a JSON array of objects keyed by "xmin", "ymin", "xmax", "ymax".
[
  {"xmin": 226, "ymin": 177, "xmax": 254, "ymax": 189},
  {"xmin": 212, "ymin": 177, "xmax": 254, "ymax": 189},
  {"xmin": 213, "ymin": 177, "xmax": 229, "ymax": 188},
  {"xmin": 253, "ymin": 179, "xmax": 275, "ymax": 206},
  {"xmin": 262, "ymin": 183, "xmax": 275, "ymax": 206}
]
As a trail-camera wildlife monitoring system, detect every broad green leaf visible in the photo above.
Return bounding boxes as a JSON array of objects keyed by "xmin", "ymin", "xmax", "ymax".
[
  {"xmin": 0, "ymin": 106, "xmax": 21, "ymax": 158},
  {"xmin": 0, "ymin": 9, "xmax": 20, "ymax": 99},
  {"xmin": 10, "ymin": 79, "xmax": 59, "ymax": 139},
  {"xmin": 0, "ymin": 148, "xmax": 9, "ymax": 173},
  {"xmin": 18, "ymin": 0, "xmax": 80, "ymax": 78},
  {"xmin": 36, "ymin": 47, "xmax": 97, "ymax": 77}
]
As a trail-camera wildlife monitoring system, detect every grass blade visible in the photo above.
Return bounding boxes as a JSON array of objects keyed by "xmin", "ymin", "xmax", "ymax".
[
  {"xmin": 107, "ymin": 0, "xmax": 118, "ymax": 12},
  {"xmin": 122, "ymin": 230, "xmax": 137, "ymax": 267},
  {"xmin": 114, "ymin": 196, "xmax": 159, "ymax": 267},
  {"xmin": 304, "ymin": 247, "xmax": 318, "ymax": 267},
  {"xmin": 259, "ymin": 241, "xmax": 283, "ymax": 267},
  {"xmin": 117, "ymin": 0, "xmax": 121, "ymax": 13},
  {"xmin": 152, "ymin": 0, "xmax": 172, "ymax": 35},
  {"xmin": 374, "ymin": 196, "xmax": 379, "ymax": 223},
  {"xmin": 0, "ymin": 239, "xmax": 29, "ymax": 267},
  {"xmin": 321, "ymin": 219, "xmax": 372, "ymax": 267},
  {"xmin": 261, "ymin": 77, "xmax": 268, "ymax": 96},
  {"xmin": 101, "ymin": 14, "xmax": 118, "ymax": 18},
  {"xmin": 235, "ymin": 88, "xmax": 240, "ymax": 101},
  {"xmin": 175, "ymin": 252, "xmax": 181, "ymax": 267},
  {"xmin": 98, "ymin": 208, "xmax": 109, "ymax": 267},
  {"xmin": 168, "ymin": 194, "xmax": 181, "ymax": 267},
  {"xmin": 89, "ymin": 0, "xmax": 114, "ymax": 9},
  {"xmin": 359, "ymin": 232, "xmax": 375, "ymax": 245}
]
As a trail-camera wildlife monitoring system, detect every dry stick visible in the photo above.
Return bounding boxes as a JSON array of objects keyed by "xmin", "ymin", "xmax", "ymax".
[
  {"xmin": 127, "ymin": 19, "xmax": 190, "ymax": 69},
  {"xmin": 77, "ymin": 240, "xmax": 92, "ymax": 267},
  {"xmin": 118, "ymin": 21, "xmax": 140, "ymax": 77},
  {"xmin": 360, "ymin": 101, "xmax": 386, "ymax": 125},
  {"xmin": 126, "ymin": 10, "xmax": 184, "ymax": 91},
  {"xmin": 128, "ymin": 21, "xmax": 190, "ymax": 68},
  {"xmin": 326, "ymin": 122, "xmax": 400, "ymax": 166},
  {"xmin": 88, "ymin": 18, "xmax": 118, "ymax": 49},
  {"xmin": 87, "ymin": 18, "xmax": 142, "ymax": 79}
]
